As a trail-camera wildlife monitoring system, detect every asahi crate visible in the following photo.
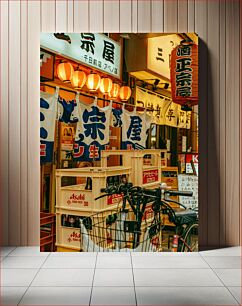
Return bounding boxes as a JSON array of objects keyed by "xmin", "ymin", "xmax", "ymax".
[
  {"xmin": 101, "ymin": 149, "xmax": 165, "ymax": 187},
  {"xmin": 55, "ymin": 207, "xmax": 113, "ymax": 251},
  {"xmin": 56, "ymin": 167, "xmax": 132, "ymax": 212}
]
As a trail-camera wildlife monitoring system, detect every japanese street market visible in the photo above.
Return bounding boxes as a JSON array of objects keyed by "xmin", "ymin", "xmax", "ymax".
[{"xmin": 40, "ymin": 33, "xmax": 199, "ymax": 252}]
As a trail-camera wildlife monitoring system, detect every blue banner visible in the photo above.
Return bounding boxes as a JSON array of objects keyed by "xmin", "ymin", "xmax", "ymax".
[
  {"xmin": 40, "ymin": 90, "xmax": 58, "ymax": 163},
  {"xmin": 74, "ymin": 97, "xmax": 112, "ymax": 161}
]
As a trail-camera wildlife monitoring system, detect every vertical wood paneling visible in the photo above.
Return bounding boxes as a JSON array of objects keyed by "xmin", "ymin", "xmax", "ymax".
[
  {"xmin": 67, "ymin": 0, "xmax": 74, "ymax": 32},
  {"xmin": 104, "ymin": 0, "xmax": 119, "ymax": 32},
  {"xmin": 0, "ymin": 1, "xmax": 9, "ymax": 245},
  {"xmin": 89, "ymin": 0, "xmax": 103, "ymax": 32},
  {"xmin": 20, "ymin": 0, "xmax": 28, "ymax": 245},
  {"xmin": 137, "ymin": 0, "xmax": 151, "ymax": 32},
  {"xmin": 131, "ymin": 0, "xmax": 138, "ymax": 32},
  {"xmin": 27, "ymin": 1, "xmax": 40, "ymax": 245},
  {"xmin": 207, "ymin": 0, "xmax": 220, "ymax": 247},
  {"xmin": 240, "ymin": 0, "xmax": 242, "ymax": 248},
  {"xmin": 56, "ymin": 0, "xmax": 67, "ymax": 32},
  {"xmin": 219, "ymin": 0, "xmax": 226, "ymax": 246},
  {"xmin": 0, "ymin": 0, "xmax": 240, "ymax": 247},
  {"xmin": 9, "ymin": 0, "xmax": 21, "ymax": 245},
  {"xmin": 188, "ymin": 0, "xmax": 195, "ymax": 32},
  {"xmin": 120, "ymin": 0, "xmax": 132, "ymax": 32},
  {"xmin": 195, "ymin": 0, "xmax": 208, "ymax": 248},
  {"xmin": 164, "ymin": 0, "xmax": 178, "ymax": 32},
  {"xmin": 41, "ymin": 0, "xmax": 56, "ymax": 32},
  {"xmin": 73, "ymin": 0, "xmax": 89, "ymax": 32},
  {"xmin": 178, "ymin": 0, "xmax": 188, "ymax": 32},
  {"xmin": 225, "ymin": 0, "xmax": 240, "ymax": 246},
  {"xmin": 151, "ymin": 0, "xmax": 164, "ymax": 33}
]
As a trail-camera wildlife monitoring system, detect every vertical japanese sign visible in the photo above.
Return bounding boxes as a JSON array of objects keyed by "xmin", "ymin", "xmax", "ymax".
[
  {"xmin": 40, "ymin": 91, "xmax": 58, "ymax": 163},
  {"xmin": 121, "ymin": 109, "xmax": 152, "ymax": 150},
  {"xmin": 40, "ymin": 33, "xmax": 121, "ymax": 78},
  {"xmin": 177, "ymin": 106, "xmax": 191, "ymax": 129},
  {"xmin": 170, "ymin": 42, "xmax": 198, "ymax": 106},
  {"xmin": 74, "ymin": 99, "xmax": 111, "ymax": 161}
]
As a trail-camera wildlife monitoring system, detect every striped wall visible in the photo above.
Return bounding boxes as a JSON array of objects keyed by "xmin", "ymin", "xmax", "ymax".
[{"xmin": 0, "ymin": 0, "xmax": 240, "ymax": 248}]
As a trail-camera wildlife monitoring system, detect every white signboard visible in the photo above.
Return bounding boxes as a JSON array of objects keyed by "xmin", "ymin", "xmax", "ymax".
[
  {"xmin": 147, "ymin": 34, "xmax": 182, "ymax": 80},
  {"xmin": 178, "ymin": 174, "xmax": 198, "ymax": 210},
  {"xmin": 40, "ymin": 33, "xmax": 121, "ymax": 78}
]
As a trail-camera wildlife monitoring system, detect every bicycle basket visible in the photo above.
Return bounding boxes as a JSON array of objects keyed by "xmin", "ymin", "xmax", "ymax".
[{"xmin": 80, "ymin": 207, "xmax": 162, "ymax": 252}]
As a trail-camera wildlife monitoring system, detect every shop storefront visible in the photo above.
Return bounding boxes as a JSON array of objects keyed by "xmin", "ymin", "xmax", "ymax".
[{"xmin": 40, "ymin": 33, "xmax": 198, "ymax": 252}]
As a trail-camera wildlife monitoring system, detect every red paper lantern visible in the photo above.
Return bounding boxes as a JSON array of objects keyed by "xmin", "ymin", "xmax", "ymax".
[{"xmin": 170, "ymin": 42, "xmax": 198, "ymax": 106}]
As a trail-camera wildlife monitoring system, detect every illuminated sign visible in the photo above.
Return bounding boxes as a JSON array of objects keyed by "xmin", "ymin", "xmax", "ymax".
[{"xmin": 40, "ymin": 33, "xmax": 121, "ymax": 78}]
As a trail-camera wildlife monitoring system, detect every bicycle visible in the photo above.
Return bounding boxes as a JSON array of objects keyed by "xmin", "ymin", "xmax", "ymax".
[
  {"xmin": 159, "ymin": 189, "xmax": 198, "ymax": 252},
  {"xmin": 80, "ymin": 182, "xmax": 198, "ymax": 252}
]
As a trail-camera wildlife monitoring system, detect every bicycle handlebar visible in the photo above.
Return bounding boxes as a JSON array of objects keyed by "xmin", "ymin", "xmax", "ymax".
[
  {"xmin": 164, "ymin": 190, "xmax": 193, "ymax": 197},
  {"xmin": 95, "ymin": 184, "xmax": 193, "ymax": 201},
  {"xmin": 95, "ymin": 183, "xmax": 133, "ymax": 201}
]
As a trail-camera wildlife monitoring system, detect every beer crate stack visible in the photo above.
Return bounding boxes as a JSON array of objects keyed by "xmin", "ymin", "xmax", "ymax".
[
  {"xmin": 55, "ymin": 167, "xmax": 132, "ymax": 251},
  {"xmin": 101, "ymin": 149, "xmax": 167, "ymax": 188},
  {"xmin": 101, "ymin": 149, "xmax": 165, "ymax": 227}
]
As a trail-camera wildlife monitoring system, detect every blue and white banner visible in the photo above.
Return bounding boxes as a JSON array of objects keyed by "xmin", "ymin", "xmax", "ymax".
[
  {"xmin": 74, "ymin": 96, "xmax": 112, "ymax": 161},
  {"xmin": 58, "ymin": 96, "xmax": 78, "ymax": 123},
  {"xmin": 40, "ymin": 90, "xmax": 58, "ymax": 163},
  {"xmin": 111, "ymin": 107, "xmax": 123, "ymax": 127},
  {"xmin": 121, "ymin": 108, "xmax": 152, "ymax": 150}
]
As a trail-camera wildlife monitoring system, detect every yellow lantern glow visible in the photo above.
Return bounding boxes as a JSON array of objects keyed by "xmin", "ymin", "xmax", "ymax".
[
  {"xmin": 108, "ymin": 83, "xmax": 120, "ymax": 99},
  {"xmin": 119, "ymin": 86, "xmax": 132, "ymax": 101},
  {"xmin": 99, "ymin": 77, "xmax": 113, "ymax": 94},
  {"xmin": 71, "ymin": 71, "xmax": 87, "ymax": 89},
  {"xmin": 86, "ymin": 72, "xmax": 101, "ymax": 92},
  {"xmin": 57, "ymin": 62, "xmax": 74, "ymax": 83}
]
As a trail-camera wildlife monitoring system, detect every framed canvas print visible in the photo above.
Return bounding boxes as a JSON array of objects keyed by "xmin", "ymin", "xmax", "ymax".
[{"xmin": 40, "ymin": 33, "xmax": 198, "ymax": 252}]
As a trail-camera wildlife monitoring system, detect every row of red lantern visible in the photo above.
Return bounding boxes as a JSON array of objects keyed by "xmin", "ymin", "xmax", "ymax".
[{"xmin": 57, "ymin": 62, "xmax": 132, "ymax": 101}]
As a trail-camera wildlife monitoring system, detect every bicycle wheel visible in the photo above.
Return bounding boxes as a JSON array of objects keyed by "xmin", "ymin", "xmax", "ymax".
[{"xmin": 181, "ymin": 222, "xmax": 198, "ymax": 252}]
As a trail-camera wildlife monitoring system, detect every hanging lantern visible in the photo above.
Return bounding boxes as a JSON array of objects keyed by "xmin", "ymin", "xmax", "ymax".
[
  {"xmin": 99, "ymin": 77, "xmax": 113, "ymax": 94},
  {"xmin": 119, "ymin": 86, "xmax": 132, "ymax": 101},
  {"xmin": 170, "ymin": 42, "xmax": 198, "ymax": 106},
  {"xmin": 71, "ymin": 70, "xmax": 87, "ymax": 89},
  {"xmin": 57, "ymin": 62, "xmax": 74, "ymax": 83},
  {"xmin": 108, "ymin": 83, "xmax": 120, "ymax": 100},
  {"xmin": 86, "ymin": 72, "xmax": 101, "ymax": 92}
]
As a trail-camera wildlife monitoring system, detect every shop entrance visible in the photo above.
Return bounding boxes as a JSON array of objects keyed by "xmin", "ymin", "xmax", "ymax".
[{"xmin": 40, "ymin": 33, "xmax": 199, "ymax": 252}]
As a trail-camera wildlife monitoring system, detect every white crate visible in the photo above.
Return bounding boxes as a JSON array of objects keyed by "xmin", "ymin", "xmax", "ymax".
[
  {"xmin": 101, "ymin": 149, "xmax": 165, "ymax": 187},
  {"xmin": 56, "ymin": 167, "xmax": 132, "ymax": 212},
  {"xmin": 56, "ymin": 208, "xmax": 113, "ymax": 251}
]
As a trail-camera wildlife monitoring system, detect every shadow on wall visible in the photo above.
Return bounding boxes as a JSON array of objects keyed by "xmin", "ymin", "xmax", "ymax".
[{"xmin": 198, "ymin": 38, "xmax": 221, "ymax": 250}]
